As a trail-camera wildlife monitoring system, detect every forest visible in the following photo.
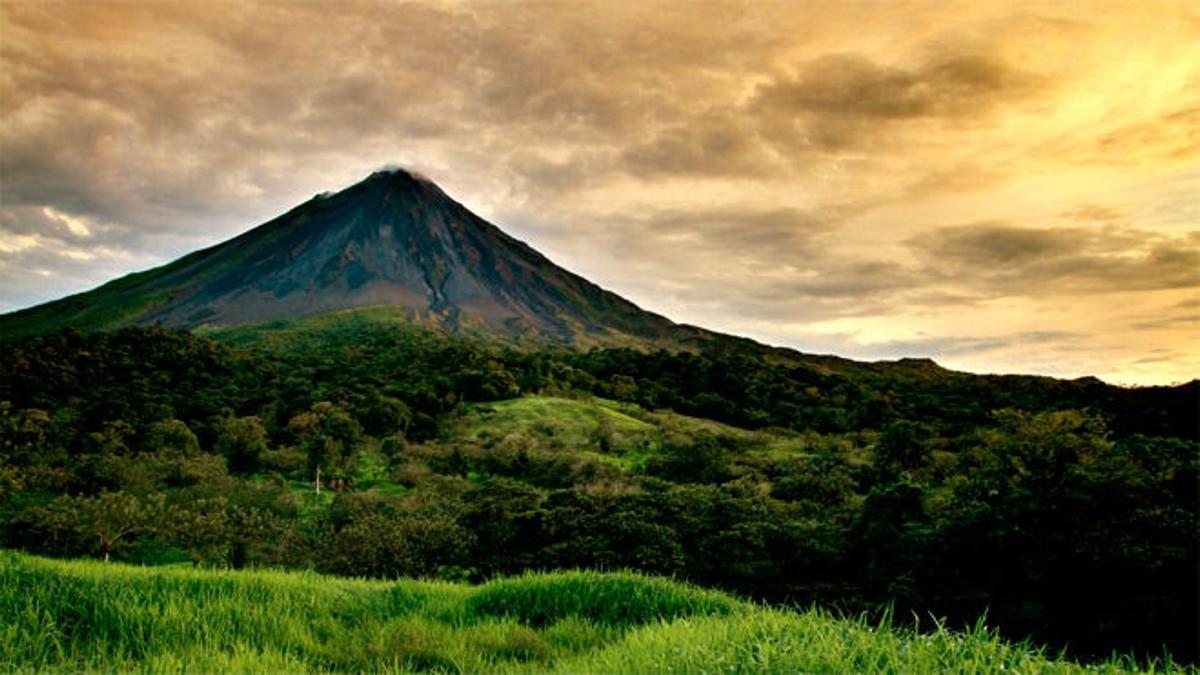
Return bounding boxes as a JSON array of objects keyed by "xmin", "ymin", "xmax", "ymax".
[{"xmin": 1, "ymin": 318, "xmax": 1196, "ymax": 663}]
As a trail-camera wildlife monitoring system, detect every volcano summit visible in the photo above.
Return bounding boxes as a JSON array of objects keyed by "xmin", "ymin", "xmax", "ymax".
[{"xmin": 1, "ymin": 169, "xmax": 681, "ymax": 342}]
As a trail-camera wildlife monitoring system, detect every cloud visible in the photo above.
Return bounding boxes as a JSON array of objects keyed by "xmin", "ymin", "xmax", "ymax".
[
  {"xmin": 616, "ymin": 40, "xmax": 1048, "ymax": 180},
  {"xmin": 1130, "ymin": 314, "xmax": 1200, "ymax": 331},
  {"xmin": 1091, "ymin": 104, "xmax": 1200, "ymax": 164},
  {"xmin": 41, "ymin": 207, "xmax": 92, "ymax": 237},
  {"xmin": 904, "ymin": 162, "xmax": 1010, "ymax": 198},
  {"xmin": 911, "ymin": 223, "xmax": 1200, "ymax": 295},
  {"xmin": 641, "ymin": 206, "xmax": 848, "ymax": 256},
  {"xmin": 919, "ymin": 222, "xmax": 1082, "ymax": 266},
  {"xmin": 750, "ymin": 50, "xmax": 1043, "ymax": 153},
  {"xmin": 849, "ymin": 330, "xmax": 1080, "ymax": 360},
  {"xmin": 757, "ymin": 52, "xmax": 1035, "ymax": 121},
  {"xmin": 620, "ymin": 112, "xmax": 780, "ymax": 178},
  {"xmin": 1062, "ymin": 204, "xmax": 1124, "ymax": 223}
]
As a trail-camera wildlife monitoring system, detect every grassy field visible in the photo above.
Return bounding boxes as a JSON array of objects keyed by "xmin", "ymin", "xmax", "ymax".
[
  {"xmin": 451, "ymin": 397, "xmax": 657, "ymax": 450},
  {"xmin": 446, "ymin": 395, "xmax": 830, "ymax": 470},
  {"xmin": 447, "ymin": 397, "xmax": 658, "ymax": 470},
  {"xmin": 0, "ymin": 551, "xmax": 1172, "ymax": 673}
]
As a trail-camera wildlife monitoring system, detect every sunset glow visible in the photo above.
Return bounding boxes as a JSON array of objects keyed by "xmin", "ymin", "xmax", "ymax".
[{"xmin": 1, "ymin": 1, "xmax": 1196, "ymax": 384}]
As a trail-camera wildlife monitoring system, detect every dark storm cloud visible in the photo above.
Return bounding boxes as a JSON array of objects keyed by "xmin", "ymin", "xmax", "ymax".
[
  {"xmin": 921, "ymin": 223, "xmax": 1080, "ymax": 265},
  {"xmin": 757, "ymin": 52, "xmax": 1034, "ymax": 120},
  {"xmin": 1130, "ymin": 314, "xmax": 1200, "ymax": 331},
  {"xmin": 912, "ymin": 223, "xmax": 1200, "ymax": 294},
  {"xmin": 750, "ymin": 51, "xmax": 1041, "ymax": 152},
  {"xmin": 614, "ymin": 42, "xmax": 1046, "ymax": 179},
  {"xmin": 602, "ymin": 31, "xmax": 1056, "ymax": 187}
]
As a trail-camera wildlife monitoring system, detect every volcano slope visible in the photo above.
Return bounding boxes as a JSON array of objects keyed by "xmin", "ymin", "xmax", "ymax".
[{"xmin": 0, "ymin": 169, "xmax": 689, "ymax": 345}]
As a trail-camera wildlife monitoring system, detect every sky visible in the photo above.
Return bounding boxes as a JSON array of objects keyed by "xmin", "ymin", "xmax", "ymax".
[{"xmin": 0, "ymin": 1, "xmax": 1196, "ymax": 385}]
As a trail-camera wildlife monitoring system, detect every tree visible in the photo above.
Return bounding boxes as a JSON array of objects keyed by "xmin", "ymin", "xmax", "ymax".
[
  {"xmin": 464, "ymin": 478, "xmax": 546, "ymax": 574},
  {"xmin": 86, "ymin": 420, "xmax": 136, "ymax": 456},
  {"xmin": 162, "ymin": 497, "xmax": 230, "ymax": 566},
  {"xmin": 141, "ymin": 419, "xmax": 200, "ymax": 456},
  {"xmin": 0, "ymin": 405, "xmax": 50, "ymax": 464},
  {"xmin": 0, "ymin": 453, "xmax": 23, "ymax": 502},
  {"xmin": 360, "ymin": 394, "xmax": 412, "ymax": 437},
  {"xmin": 226, "ymin": 505, "xmax": 289, "ymax": 569},
  {"xmin": 459, "ymin": 359, "xmax": 520, "ymax": 400},
  {"xmin": 214, "ymin": 416, "xmax": 269, "ymax": 473},
  {"xmin": 873, "ymin": 420, "xmax": 935, "ymax": 481},
  {"xmin": 324, "ymin": 492, "xmax": 473, "ymax": 579},
  {"xmin": 288, "ymin": 402, "xmax": 363, "ymax": 492},
  {"xmin": 647, "ymin": 433, "xmax": 733, "ymax": 484},
  {"xmin": 772, "ymin": 455, "xmax": 856, "ymax": 508},
  {"xmin": 38, "ymin": 491, "xmax": 161, "ymax": 562}
]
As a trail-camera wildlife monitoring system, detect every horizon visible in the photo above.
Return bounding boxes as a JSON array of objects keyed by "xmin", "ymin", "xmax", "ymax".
[{"xmin": 1, "ymin": 1, "xmax": 1196, "ymax": 385}]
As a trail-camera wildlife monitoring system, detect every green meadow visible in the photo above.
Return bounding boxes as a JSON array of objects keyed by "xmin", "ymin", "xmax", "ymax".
[{"xmin": 0, "ymin": 550, "xmax": 1176, "ymax": 674}]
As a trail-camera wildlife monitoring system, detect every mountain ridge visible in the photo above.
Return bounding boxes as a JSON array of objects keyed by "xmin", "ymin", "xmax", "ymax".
[{"xmin": 0, "ymin": 168, "xmax": 685, "ymax": 344}]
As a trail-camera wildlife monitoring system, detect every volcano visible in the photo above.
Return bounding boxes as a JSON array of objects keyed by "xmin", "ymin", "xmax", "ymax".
[{"xmin": 1, "ymin": 169, "xmax": 683, "ymax": 343}]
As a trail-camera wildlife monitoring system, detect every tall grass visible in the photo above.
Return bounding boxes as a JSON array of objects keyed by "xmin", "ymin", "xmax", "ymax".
[{"xmin": 0, "ymin": 550, "xmax": 1179, "ymax": 673}]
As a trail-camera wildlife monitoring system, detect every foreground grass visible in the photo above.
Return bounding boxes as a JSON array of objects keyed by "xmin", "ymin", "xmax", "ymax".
[{"xmin": 0, "ymin": 551, "xmax": 1175, "ymax": 673}]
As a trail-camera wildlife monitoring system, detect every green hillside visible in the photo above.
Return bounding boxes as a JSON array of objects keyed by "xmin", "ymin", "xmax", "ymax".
[
  {"xmin": 444, "ymin": 396, "xmax": 826, "ymax": 473},
  {"xmin": 0, "ymin": 550, "xmax": 1166, "ymax": 673},
  {"xmin": 2, "ymin": 326, "xmax": 1196, "ymax": 665}
]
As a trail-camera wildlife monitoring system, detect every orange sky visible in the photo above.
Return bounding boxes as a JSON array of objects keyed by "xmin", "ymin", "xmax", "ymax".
[{"xmin": 1, "ymin": 1, "xmax": 1196, "ymax": 384}]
